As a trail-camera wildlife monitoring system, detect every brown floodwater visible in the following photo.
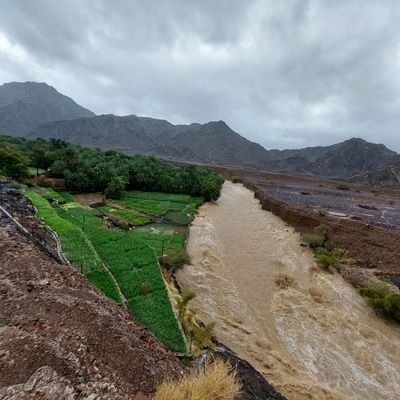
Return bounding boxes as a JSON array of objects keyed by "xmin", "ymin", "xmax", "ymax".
[{"xmin": 176, "ymin": 181, "xmax": 400, "ymax": 400}]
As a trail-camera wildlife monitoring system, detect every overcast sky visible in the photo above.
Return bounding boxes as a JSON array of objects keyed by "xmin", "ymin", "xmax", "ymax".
[{"xmin": 1, "ymin": 0, "xmax": 400, "ymax": 151}]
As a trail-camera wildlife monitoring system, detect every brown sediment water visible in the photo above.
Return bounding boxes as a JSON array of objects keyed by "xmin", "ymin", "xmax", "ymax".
[{"xmin": 176, "ymin": 181, "xmax": 400, "ymax": 400}]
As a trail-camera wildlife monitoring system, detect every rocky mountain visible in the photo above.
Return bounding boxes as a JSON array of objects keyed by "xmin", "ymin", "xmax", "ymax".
[
  {"xmin": 349, "ymin": 159, "xmax": 400, "ymax": 187},
  {"xmin": 0, "ymin": 82, "xmax": 95, "ymax": 136},
  {"xmin": 29, "ymin": 114, "xmax": 270, "ymax": 167},
  {"xmin": 265, "ymin": 138, "xmax": 399, "ymax": 180},
  {"xmin": 29, "ymin": 112, "xmax": 400, "ymax": 184}
]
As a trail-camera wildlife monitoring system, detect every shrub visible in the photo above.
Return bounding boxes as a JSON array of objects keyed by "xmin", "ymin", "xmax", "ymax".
[
  {"xmin": 302, "ymin": 233, "xmax": 325, "ymax": 248},
  {"xmin": 383, "ymin": 294, "xmax": 400, "ymax": 322},
  {"xmin": 337, "ymin": 184, "xmax": 351, "ymax": 191},
  {"xmin": 359, "ymin": 285, "xmax": 400, "ymax": 323},
  {"xmin": 191, "ymin": 322, "xmax": 215, "ymax": 354},
  {"xmin": 302, "ymin": 224, "xmax": 329, "ymax": 248},
  {"xmin": 0, "ymin": 141, "xmax": 30, "ymax": 181},
  {"xmin": 160, "ymin": 248, "xmax": 190, "ymax": 272},
  {"xmin": 154, "ymin": 359, "xmax": 241, "ymax": 400},
  {"xmin": 315, "ymin": 247, "xmax": 343, "ymax": 268},
  {"xmin": 202, "ymin": 180, "xmax": 221, "ymax": 202},
  {"xmin": 231, "ymin": 176, "xmax": 242, "ymax": 183},
  {"xmin": 178, "ymin": 289, "xmax": 196, "ymax": 322},
  {"xmin": 314, "ymin": 224, "xmax": 328, "ymax": 236}
]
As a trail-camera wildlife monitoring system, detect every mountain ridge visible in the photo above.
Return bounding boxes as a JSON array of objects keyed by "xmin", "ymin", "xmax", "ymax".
[
  {"xmin": 29, "ymin": 113, "xmax": 400, "ymax": 185},
  {"xmin": 1, "ymin": 81, "xmax": 399, "ymax": 186},
  {"xmin": 29, "ymin": 114, "xmax": 272, "ymax": 168},
  {"xmin": 0, "ymin": 81, "xmax": 95, "ymax": 136}
]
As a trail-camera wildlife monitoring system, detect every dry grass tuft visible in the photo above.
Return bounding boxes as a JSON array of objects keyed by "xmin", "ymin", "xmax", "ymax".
[{"xmin": 154, "ymin": 359, "xmax": 241, "ymax": 400}]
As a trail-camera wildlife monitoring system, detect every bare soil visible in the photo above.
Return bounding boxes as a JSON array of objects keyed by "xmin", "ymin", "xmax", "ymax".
[
  {"xmin": 74, "ymin": 192, "xmax": 104, "ymax": 207},
  {"xmin": 0, "ymin": 225, "xmax": 184, "ymax": 399}
]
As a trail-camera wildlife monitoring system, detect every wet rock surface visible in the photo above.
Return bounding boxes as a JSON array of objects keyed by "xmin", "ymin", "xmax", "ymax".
[
  {"xmin": 0, "ymin": 225, "xmax": 184, "ymax": 399},
  {"xmin": 206, "ymin": 343, "xmax": 287, "ymax": 400}
]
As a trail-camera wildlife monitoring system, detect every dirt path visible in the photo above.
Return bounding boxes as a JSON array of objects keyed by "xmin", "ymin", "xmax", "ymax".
[{"xmin": 176, "ymin": 181, "xmax": 400, "ymax": 400}]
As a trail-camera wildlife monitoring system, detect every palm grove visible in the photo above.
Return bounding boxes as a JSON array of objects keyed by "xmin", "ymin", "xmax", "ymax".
[{"xmin": 0, "ymin": 136, "xmax": 224, "ymax": 200}]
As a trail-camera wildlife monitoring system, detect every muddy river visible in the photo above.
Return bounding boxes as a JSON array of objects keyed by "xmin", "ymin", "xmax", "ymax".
[{"xmin": 176, "ymin": 181, "xmax": 400, "ymax": 400}]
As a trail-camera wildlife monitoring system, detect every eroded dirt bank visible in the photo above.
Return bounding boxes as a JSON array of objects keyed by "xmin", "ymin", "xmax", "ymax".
[{"xmin": 177, "ymin": 181, "xmax": 400, "ymax": 400}]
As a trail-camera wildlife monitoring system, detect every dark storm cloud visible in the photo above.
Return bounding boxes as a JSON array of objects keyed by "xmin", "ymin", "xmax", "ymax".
[{"xmin": 1, "ymin": 0, "xmax": 400, "ymax": 151}]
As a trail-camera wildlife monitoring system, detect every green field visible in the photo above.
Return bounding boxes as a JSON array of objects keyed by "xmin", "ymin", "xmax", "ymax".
[
  {"xmin": 114, "ymin": 191, "xmax": 203, "ymax": 224},
  {"xmin": 26, "ymin": 188, "xmax": 202, "ymax": 352},
  {"xmin": 98, "ymin": 205, "xmax": 151, "ymax": 226},
  {"xmin": 25, "ymin": 191, "xmax": 122, "ymax": 302}
]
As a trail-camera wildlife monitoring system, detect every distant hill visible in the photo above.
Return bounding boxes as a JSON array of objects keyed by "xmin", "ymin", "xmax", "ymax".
[
  {"xmin": 265, "ymin": 138, "xmax": 399, "ymax": 179},
  {"xmin": 0, "ymin": 82, "xmax": 95, "ymax": 136},
  {"xmin": 29, "ymin": 114, "xmax": 271, "ymax": 167},
  {"xmin": 29, "ymin": 112, "xmax": 400, "ymax": 185},
  {"xmin": 349, "ymin": 159, "xmax": 400, "ymax": 187}
]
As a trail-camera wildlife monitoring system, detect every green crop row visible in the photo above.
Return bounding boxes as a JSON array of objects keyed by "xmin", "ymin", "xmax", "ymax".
[
  {"xmin": 99, "ymin": 205, "xmax": 151, "ymax": 226},
  {"xmin": 123, "ymin": 191, "xmax": 193, "ymax": 203},
  {"xmin": 52, "ymin": 200, "xmax": 186, "ymax": 352},
  {"xmin": 26, "ymin": 190, "xmax": 121, "ymax": 303},
  {"xmin": 58, "ymin": 191, "xmax": 76, "ymax": 203},
  {"xmin": 32, "ymin": 187, "xmax": 67, "ymax": 204},
  {"xmin": 29, "ymin": 188, "xmax": 192, "ymax": 352},
  {"xmin": 115, "ymin": 191, "xmax": 203, "ymax": 220},
  {"xmin": 115, "ymin": 197, "xmax": 173, "ymax": 216}
]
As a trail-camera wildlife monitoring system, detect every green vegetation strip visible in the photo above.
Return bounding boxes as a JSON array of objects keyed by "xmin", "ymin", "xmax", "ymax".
[
  {"xmin": 27, "ymin": 189, "xmax": 189, "ymax": 352},
  {"xmin": 26, "ymin": 190, "xmax": 122, "ymax": 303},
  {"xmin": 360, "ymin": 285, "xmax": 400, "ymax": 323},
  {"xmin": 114, "ymin": 191, "xmax": 203, "ymax": 224},
  {"xmin": 99, "ymin": 205, "xmax": 151, "ymax": 226}
]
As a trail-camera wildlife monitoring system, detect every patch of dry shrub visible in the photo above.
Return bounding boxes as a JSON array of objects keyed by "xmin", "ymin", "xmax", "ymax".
[{"xmin": 154, "ymin": 359, "xmax": 241, "ymax": 400}]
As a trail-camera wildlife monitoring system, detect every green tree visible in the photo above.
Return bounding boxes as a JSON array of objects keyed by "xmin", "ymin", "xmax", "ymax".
[
  {"xmin": 105, "ymin": 176, "xmax": 126, "ymax": 199},
  {"xmin": 0, "ymin": 142, "xmax": 30, "ymax": 181},
  {"xmin": 31, "ymin": 141, "xmax": 48, "ymax": 175},
  {"xmin": 202, "ymin": 179, "xmax": 221, "ymax": 201}
]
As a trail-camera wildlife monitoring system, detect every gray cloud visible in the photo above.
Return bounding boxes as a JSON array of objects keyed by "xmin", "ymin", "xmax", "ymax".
[{"xmin": 1, "ymin": 0, "xmax": 400, "ymax": 151}]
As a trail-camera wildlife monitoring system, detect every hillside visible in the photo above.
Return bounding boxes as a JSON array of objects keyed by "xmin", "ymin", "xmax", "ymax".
[
  {"xmin": 0, "ymin": 82, "xmax": 95, "ymax": 136},
  {"xmin": 0, "ymin": 224, "xmax": 183, "ymax": 398},
  {"xmin": 266, "ymin": 138, "xmax": 399, "ymax": 179},
  {"xmin": 29, "ymin": 114, "xmax": 271, "ymax": 167}
]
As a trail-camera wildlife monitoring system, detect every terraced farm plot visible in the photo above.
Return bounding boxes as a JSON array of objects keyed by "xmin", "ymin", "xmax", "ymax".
[
  {"xmin": 26, "ymin": 188, "xmax": 202, "ymax": 353},
  {"xmin": 33, "ymin": 187, "xmax": 69, "ymax": 204},
  {"xmin": 98, "ymin": 205, "xmax": 151, "ymax": 226},
  {"xmin": 25, "ymin": 190, "xmax": 122, "ymax": 303},
  {"xmin": 114, "ymin": 191, "xmax": 203, "ymax": 224}
]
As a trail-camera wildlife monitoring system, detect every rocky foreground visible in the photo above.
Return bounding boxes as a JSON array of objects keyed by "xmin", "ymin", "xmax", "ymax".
[{"xmin": 0, "ymin": 225, "xmax": 184, "ymax": 399}]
